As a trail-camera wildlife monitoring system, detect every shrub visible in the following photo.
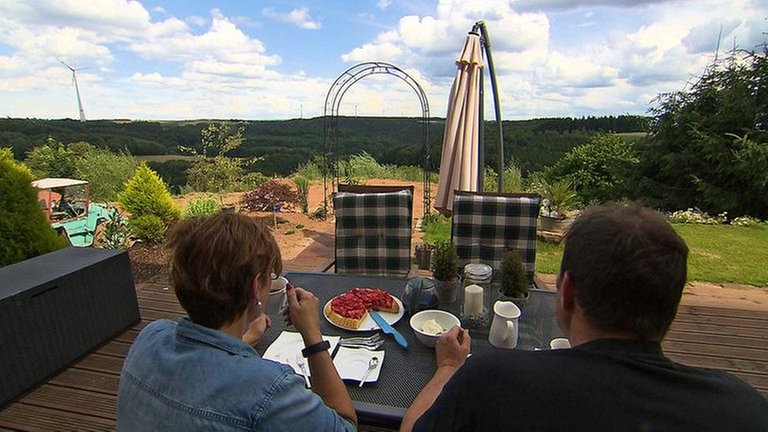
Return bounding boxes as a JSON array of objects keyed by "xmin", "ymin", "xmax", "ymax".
[
  {"xmin": 118, "ymin": 163, "xmax": 180, "ymax": 242},
  {"xmin": 243, "ymin": 171, "xmax": 269, "ymax": 189},
  {"xmin": 94, "ymin": 209, "xmax": 131, "ymax": 249},
  {"xmin": 186, "ymin": 157, "xmax": 243, "ymax": 193},
  {"xmin": 127, "ymin": 214, "xmax": 167, "ymax": 244},
  {"xmin": 0, "ymin": 148, "xmax": 67, "ymax": 267},
  {"xmin": 669, "ymin": 208, "xmax": 722, "ymax": 225},
  {"xmin": 294, "ymin": 176, "xmax": 310, "ymax": 213},
  {"xmin": 241, "ymin": 180, "xmax": 298, "ymax": 212},
  {"xmin": 184, "ymin": 194, "xmax": 221, "ymax": 218},
  {"xmin": 76, "ymin": 148, "xmax": 139, "ymax": 202},
  {"xmin": 118, "ymin": 163, "xmax": 181, "ymax": 224},
  {"xmin": 183, "ymin": 122, "xmax": 259, "ymax": 194},
  {"xmin": 731, "ymin": 216, "xmax": 763, "ymax": 227},
  {"xmin": 293, "ymin": 152, "xmax": 428, "ymax": 184},
  {"xmin": 546, "ymin": 133, "xmax": 639, "ymax": 205},
  {"xmin": 294, "ymin": 155, "xmax": 326, "ymax": 181},
  {"xmin": 640, "ymin": 48, "xmax": 768, "ymax": 219},
  {"xmin": 310, "ymin": 204, "xmax": 328, "ymax": 220},
  {"xmin": 24, "ymin": 138, "xmax": 84, "ymax": 179},
  {"xmin": 483, "ymin": 163, "xmax": 524, "ymax": 193}
]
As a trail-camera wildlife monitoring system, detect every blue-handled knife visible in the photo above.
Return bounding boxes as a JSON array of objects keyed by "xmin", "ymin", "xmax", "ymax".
[{"xmin": 370, "ymin": 311, "xmax": 408, "ymax": 350}]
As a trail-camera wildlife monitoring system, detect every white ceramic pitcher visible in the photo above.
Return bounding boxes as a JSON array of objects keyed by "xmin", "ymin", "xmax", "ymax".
[{"xmin": 488, "ymin": 301, "xmax": 521, "ymax": 349}]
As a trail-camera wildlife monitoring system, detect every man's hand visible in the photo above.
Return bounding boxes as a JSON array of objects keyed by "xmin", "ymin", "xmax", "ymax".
[
  {"xmin": 284, "ymin": 284, "xmax": 322, "ymax": 344},
  {"xmin": 401, "ymin": 325, "xmax": 471, "ymax": 432},
  {"xmin": 435, "ymin": 325, "xmax": 471, "ymax": 370},
  {"xmin": 242, "ymin": 314, "xmax": 271, "ymax": 346}
]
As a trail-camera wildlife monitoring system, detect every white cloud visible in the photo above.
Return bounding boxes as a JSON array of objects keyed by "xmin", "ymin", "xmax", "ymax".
[
  {"xmin": 540, "ymin": 52, "xmax": 619, "ymax": 88},
  {"xmin": 341, "ymin": 41, "xmax": 404, "ymax": 62},
  {"xmin": 341, "ymin": 0, "xmax": 550, "ymax": 72},
  {"xmin": 185, "ymin": 15, "xmax": 207, "ymax": 27},
  {"xmin": 683, "ymin": 18, "xmax": 742, "ymax": 54},
  {"xmin": 262, "ymin": 7, "xmax": 321, "ymax": 30},
  {"xmin": 128, "ymin": 12, "xmax": 279, "ymax": 67},
  {"xmin": 378, "ymin": 0, "xmax": 392, "ymax": 10},
  {"xmin": 512, "ymin": 0, "xmax": 670, "ymax": 13},
  {"xmin": 0, "ymin": 0, "xmax": 765, "ymax": 120}
]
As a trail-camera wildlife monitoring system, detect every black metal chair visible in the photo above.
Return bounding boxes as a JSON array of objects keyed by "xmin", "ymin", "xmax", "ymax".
[
  {"xmin": 333, "ymin": 185, "xmax": 414, "ymax": 277},
  {"xmin": 450, "ymin": 191, "xmax": 542, "ymax": 278}
]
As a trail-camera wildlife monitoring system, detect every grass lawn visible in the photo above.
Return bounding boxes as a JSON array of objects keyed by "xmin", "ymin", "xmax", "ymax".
[{"xmin": 422, "ymin": 218, "xmax": 768, "ymax": 287}]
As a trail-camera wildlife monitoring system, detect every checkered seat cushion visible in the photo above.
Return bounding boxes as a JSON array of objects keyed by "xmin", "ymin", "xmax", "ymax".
[
  {"xmin": 333, "ymin": 189, "xmax": 414, "ymax": 277},
  {"xmin": 451, "ymin": 191, "xmax": 541, "ymax": 277}
]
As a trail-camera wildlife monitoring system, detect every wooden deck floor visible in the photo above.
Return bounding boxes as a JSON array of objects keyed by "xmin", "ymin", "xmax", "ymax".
[{"xmin": 1, "ymin": 279, "xmax": 766, "ymax": 431}]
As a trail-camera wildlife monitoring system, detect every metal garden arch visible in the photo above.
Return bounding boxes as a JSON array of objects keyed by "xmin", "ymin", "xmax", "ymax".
[{"xmin": 322, "ymin": 61, "xmax": 432, "ymax": 218}]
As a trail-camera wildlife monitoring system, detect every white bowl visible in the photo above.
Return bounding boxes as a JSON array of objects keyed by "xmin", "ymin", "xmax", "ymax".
[{"xmin": 409, "ymin": 310, "xmax": 460, "ymax": 348}]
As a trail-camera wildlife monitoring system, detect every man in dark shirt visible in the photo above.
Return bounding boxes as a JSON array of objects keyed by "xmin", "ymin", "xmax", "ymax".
[{"xmin": 401, "ymin": 204, "xmax": 768, "ymax": 432}]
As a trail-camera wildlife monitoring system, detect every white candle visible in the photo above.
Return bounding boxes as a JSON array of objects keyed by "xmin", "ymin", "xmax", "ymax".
[{"xmin": 463, "ymin": 284, "xmax": 483, "ymax": 316}]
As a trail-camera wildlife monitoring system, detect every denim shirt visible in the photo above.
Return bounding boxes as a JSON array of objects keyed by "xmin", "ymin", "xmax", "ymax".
[{"xmin": 117, "ymin": 318, "xmax": 355, "ymax": 431}]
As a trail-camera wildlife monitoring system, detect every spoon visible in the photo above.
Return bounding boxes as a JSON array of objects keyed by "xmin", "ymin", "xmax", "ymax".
[
  {"xmin": 295, "ymin": 355, "xmax": 311, "ymax": 388},
  {"xmin": 359, "ymin": 356, "xmax": 380, "ymax": 388}
]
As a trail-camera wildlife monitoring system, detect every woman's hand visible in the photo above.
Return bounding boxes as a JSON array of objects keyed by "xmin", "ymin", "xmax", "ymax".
[
  {"xmin": 242, "ymin": 314, "xmax": 271, "ymax": 346},
  {"xmin": 284, "ymin": 284, "xmax": 323, "ymax": 345}
]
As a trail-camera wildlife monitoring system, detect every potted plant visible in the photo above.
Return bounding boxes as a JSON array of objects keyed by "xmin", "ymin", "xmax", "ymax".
[
  {"xmin": 497, "ymin": 250, "xmax": 531, "ymax": 310},
  {"xmin": 431, "ymin": 239, "xmax": 459, "ymax": 303},
  {"xmin": 539, "ymin": 178, "xmax": 579, "ymax": 232},
  {"xmin": 415, "ymin": 243, "xmax": 433, "ymax": 270}
]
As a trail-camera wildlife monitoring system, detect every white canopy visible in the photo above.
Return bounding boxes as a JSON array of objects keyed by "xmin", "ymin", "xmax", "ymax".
[{"xmin": 32, "ymin": 178, "xmax": 88, "ymax": 189}]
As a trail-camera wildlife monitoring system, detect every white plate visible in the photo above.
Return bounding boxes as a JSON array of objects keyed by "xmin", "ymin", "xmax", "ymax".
[
  {"xmin": 323, "ymin": 296, "xmax": 404, "ymax": 332},
  {"xmin": 263, "ymin": 331, "xmax": 340, "ymax": 376},
  {"xmin": 333, "ymin": 347, "xmax": 384, "ymax": 383}
]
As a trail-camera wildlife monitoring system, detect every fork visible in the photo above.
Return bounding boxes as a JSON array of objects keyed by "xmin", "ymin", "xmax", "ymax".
[
  {"xmin": 295, "ymin": 355, "xmax": 311, "ymax": 388},
  {"xmin": 339, "ymin": 334, "xmax": 384, "ymax": 350}
]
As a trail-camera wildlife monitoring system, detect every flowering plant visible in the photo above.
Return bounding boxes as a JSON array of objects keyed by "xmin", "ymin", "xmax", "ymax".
[{"xmin": 669, "ymin": 208, "xmax": 722, "ymax": 225}]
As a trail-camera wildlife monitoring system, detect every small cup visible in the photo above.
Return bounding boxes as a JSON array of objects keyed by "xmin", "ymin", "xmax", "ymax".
[
  {"xmin": 549, "ymin": 337, "xmax": 571, "ymax": 350},
  {"xmin": 266, "ymin": 276, "xmax": 288, "ymax": 315}
]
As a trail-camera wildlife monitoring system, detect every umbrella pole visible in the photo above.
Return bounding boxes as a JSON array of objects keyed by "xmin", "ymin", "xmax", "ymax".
[
  {"xmin": 475, "ymin": 21, "xmax": 505, "ymax": 192},
  {"xmin": 478, "ymin": 63, "xmax": 485, "ymax": 192}
]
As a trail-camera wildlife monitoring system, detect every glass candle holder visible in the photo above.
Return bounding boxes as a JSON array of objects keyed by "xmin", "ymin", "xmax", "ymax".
[{"xmin": 460, "ymin": 281, "xmax": 492, "ymax": 329}]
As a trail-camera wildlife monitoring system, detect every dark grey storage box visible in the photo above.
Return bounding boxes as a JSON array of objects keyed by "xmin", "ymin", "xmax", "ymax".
[{"xmin": 0, "ymin": 247, "xmax": 140, "ymax": 408}]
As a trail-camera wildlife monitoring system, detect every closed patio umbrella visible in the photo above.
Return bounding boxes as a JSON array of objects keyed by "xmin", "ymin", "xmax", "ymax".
[{"xmin": 434, "ymin": 33, "xmax": 484, "ymax": 215}]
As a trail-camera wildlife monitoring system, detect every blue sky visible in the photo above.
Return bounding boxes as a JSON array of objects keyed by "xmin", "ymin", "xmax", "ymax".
[{"xmin": 0, "ymin": 0, "xmax": 765, "ymax": 120}]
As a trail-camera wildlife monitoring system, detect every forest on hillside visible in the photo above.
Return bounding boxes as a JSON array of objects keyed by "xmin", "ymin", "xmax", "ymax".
[{"xmin": 1, "ymin": 114, "xmax": 648, "ymax": 186}]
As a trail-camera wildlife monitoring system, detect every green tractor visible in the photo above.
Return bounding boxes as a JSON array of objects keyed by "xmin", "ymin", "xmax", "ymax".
[{"xmin": 33, "ymin": 178, "xmax": 117, "ymax": 247}]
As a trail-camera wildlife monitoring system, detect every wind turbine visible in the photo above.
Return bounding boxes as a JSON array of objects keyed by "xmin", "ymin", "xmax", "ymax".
[{"xmin": 59, "ymin": 59, "xmax": 86, "ymax": 122}]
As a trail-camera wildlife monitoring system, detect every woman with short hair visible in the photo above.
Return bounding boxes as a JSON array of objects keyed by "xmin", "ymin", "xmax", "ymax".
[{"xmin": 118, "ymin": 212, "xmax": 356, "ymax": 431}]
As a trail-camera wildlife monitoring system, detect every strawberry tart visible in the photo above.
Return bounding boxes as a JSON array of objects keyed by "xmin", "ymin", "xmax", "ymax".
[{"xmin": 325, "ymin": 288, "xmax": 400, "ymax": 329}]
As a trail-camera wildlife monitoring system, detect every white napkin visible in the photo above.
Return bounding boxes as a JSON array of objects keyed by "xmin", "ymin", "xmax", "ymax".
[
  {"xmin": 333, "ymin": 347, "xmax": 385, "ymax": 383},
  {"xmin": 263, "ymin": 331, "xmax": 340, "ymax": 376}
]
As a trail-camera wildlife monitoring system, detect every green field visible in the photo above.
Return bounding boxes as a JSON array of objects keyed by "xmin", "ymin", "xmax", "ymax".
[{"xmin": 423, "ymin": 219, "xmax": 768, "ymax": 287}]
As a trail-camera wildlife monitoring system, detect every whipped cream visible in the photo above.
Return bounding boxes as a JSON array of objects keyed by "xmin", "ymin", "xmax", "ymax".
[{"xmin": 420, "ymin": 319, "xmax": 444, "ymax": 335}]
